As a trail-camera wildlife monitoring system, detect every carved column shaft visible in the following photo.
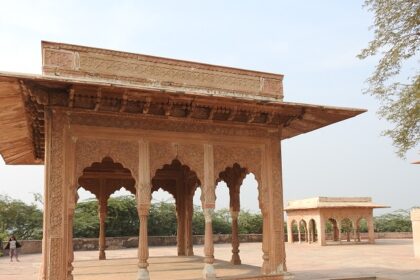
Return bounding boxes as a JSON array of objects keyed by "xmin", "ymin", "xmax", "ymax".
[
  {"xmin": 203, "ymin": 208, "xmax": 216, "ymax": 279},
  {"xmin": 137, "ymin": 140, "xmax": 151, "ymax": 280},
  {"xmin": 264, "ymin": 137, "xmax": 286, "ymax": 273},
  {"xmin": 367, "ymin": 215, "xmax": 375, "ymax": 244},
  {"xmin": 138, "ymin": 207, "xmax": 149, "ymax": 269},
  {"xmin": 287, "ymin": 222, "xmax": 292, "ymax": 243},
  {"xmin": 230, "ymin": 210, "xmax": 241, "ymax": 265},
  {"xmin": 98, "ymin": 188, "xmax": 108, "ymax": 260},
  {"xmin": 202, "ymin": 144, "xmax": 216, "ymax": 279},
  {"xmin": 261, "ymin": 208, "xmax": 270, "ymax": 274},
  {"xmin": 176, "ymin": 181, "xmax": 186, "ymax": 256},
  {"xmin": 297, "ymin": 227, "xmax": 301, "ymax": 243},
  {"xmin": 185, "ymin": 192, "xmax": 194, "ymax": 256},
  {"xmin": 67, "ymin": 209, "xmax": 75, "ymax": 280}
]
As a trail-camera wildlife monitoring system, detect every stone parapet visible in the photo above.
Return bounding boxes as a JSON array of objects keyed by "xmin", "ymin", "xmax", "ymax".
[{"xmin": 42, "ymin": 41, "xmax": 284, "ymax": 101}]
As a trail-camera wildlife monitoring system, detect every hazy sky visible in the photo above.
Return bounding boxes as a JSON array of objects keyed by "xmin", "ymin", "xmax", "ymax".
[{"xmin": 0, "ymin": 1, "xmax": 418, "ymax": 215}]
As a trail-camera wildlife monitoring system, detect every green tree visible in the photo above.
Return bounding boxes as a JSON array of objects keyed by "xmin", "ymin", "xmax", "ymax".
[
  {"xmin": 0, "ymin": 195, "xmax": 43, "ymax": 240},
  {"xmin": 374, "ymin": 209, "xmax": 412, "ymax": 232},
  {"xmin": 148, "ymin": 201, "xmax": 177, "ymax": 236},
  {"xmin": 358, "ymin": 0, "xmax": 420, "ymax": 157},
  {"xmin": 192, "ymin": 205, "xmax": 205, "ymax": 235},
  {"xmin": 238, "ymin": 211, "xmax": 263, "ymax": 234},
  {"xmin": 73, "ymin": 199, "xmax": 99, "ymax": 238},
  {"xmin": 106, "ymin": 196, "xmax": 139, "ymax": 236}
]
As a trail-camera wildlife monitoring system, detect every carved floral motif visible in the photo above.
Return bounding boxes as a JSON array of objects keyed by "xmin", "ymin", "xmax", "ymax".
[{"xmin": 75, "ymin": 139, "xmax": 139, "ymax": 187}]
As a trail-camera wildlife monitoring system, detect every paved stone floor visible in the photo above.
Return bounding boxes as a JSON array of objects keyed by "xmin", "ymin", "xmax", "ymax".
[{"xmin": 1, "ymin": 239, "xmax": 419, "ymax": 280}]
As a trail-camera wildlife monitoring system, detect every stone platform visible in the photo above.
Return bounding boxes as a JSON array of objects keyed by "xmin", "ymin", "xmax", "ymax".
[
  {"xmin": 73, "ymin": 255, "xmax": 291, "ymax": 280},
  {"xmin": 1, "ymin": 240, "xmax": 420, "ymax": 280}
]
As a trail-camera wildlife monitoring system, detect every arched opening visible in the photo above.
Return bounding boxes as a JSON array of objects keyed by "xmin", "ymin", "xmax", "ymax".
[
  {"xmin": 325, "ymin": 218, "xmax": 339, "ymax": 243},
  {"xmin": 106, "ymin": 187, "xmax": 138, "ymax": 240},
  {"xmin": 308, "ymin": 219, "xmax": 317, "ymax": 243},
  {"xmin": 214, "ymin": 180, "xmax": 232, "ymax": 235},
  {"xmin": 356, "ymin": 217, "xmax": 368, "ymax": 242},
  {"xmin": 75, "ymin": 156, "xmax": 137, "ymax": 262},
  {"xmin": 299, "ymin": 220, "xmax": 308, "ymax": 242},
  {"xmin": 216, "ymin": 163, "xmax": 260, "ymax": 266},
  {"xmin": 151, "ymin": 159, "xmax": 200, "ymax": 257},
  {"xmin": 291, "ymin": 220, "xmax": 299, "ymax": 242},
  {"xmin": 149, "ymin": 189, "xmax": 177, "ymax": 241},
  {"xmin": 74, "ymin": 187, "xmax": 99, "ymax": 240},
  {"xmin": 340, "ymin": 218, "xmax": 354, "ymax": 242}
]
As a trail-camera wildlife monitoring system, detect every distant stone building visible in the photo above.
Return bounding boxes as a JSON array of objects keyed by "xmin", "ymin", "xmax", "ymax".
[{"xmin": 285, "ymin": 197, "xmax": 388, "ymax": 246}]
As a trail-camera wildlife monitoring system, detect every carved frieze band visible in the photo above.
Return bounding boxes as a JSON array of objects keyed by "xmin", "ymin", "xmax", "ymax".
[
  {"xmin": 42, "ymin": 46, "xmax": 283, "ymax": 99},
  {"xmin": 69, "ymin": 112, "xmax": 272, "ymax": 138}
]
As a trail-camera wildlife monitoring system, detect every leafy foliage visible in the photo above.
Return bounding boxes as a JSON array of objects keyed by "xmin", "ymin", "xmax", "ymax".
[
  {"xmin": 73, "ymin": 199, "xmax": 99, "ymax": 238},
  {"xmin": 0, "ymin": 195, "xmax": 43, "ymax": 240},
  {"xmin": 374, "ymin": 209, "xmax": 412, "ymax": 232},
  {"xmin": 1, "ymin": 195, "xmax": 416, "ymax": 241},
  {"xmin": 238, "ymin": 211, "xmax": 263, "ymax": 234},
  {"xmin": 358, "ymin": 0, "xmax": 420, "ymax": 157}
]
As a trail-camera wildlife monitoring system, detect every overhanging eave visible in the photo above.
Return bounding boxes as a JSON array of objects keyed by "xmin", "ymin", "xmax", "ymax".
[{"xmin": 0, "ymin": 72, "xmax": 366, "ymax": 165}]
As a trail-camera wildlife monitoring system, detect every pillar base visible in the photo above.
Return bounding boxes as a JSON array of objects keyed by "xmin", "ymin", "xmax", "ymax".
[
  {"xmin": 99, "ymin": 251, "xmax": 106, "ymax": 260},
  {"xmin": 261, "ymin": 254, "xmax": 270, "ymax": 275},
  {"xmin": 202, "ymin": 263, "xmax": 216, "ymax": 279},
  {"xmin": 137, "ymin": 268, "xmax": 150, "ymax": 280},
  {"xmin": 230, "ymin": 254, "xmax": 241, "ymax": 265}
]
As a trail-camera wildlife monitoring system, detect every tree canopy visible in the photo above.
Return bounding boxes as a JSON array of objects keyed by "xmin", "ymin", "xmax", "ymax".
[
  {"xmin": 0, "ymin": 195, "xmax": 416, "ymax": 241},
  {"xmin": 358, "ymin": 0, "xmax": 419, "ymax": 157},
  {"xmin": 0, "ymin": 195, "xmax": 43, "ymax": 240}
]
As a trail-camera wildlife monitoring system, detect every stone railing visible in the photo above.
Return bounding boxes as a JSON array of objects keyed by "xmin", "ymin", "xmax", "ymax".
[{"xmin": 0, "ymin": 232, "xmax": 412, "ymax": 255}]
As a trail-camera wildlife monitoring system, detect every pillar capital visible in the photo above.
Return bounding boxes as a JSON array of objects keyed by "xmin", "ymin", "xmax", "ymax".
[
  {"xmin": 203, "ymin": 208, "xmax": 214, "ymax": 222},
  {"xmin": 229, "ymin": 209, "xmax": 240, "ymax": 219}
]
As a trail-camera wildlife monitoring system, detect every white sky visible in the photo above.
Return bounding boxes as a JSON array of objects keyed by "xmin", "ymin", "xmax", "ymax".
[{"xmin": 0, "ymin": 1, "xmax": 418, "ymax": 215}]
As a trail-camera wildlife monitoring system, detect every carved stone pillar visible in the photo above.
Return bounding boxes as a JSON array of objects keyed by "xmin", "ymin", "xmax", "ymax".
[
  {"xmin": 337, "ymin": 222, "xmax": 342, "ymax": 244},
  {"xmin": 318, "ymin": 216, "xmax": 326, "ymax": 246},
  {"xmin": 176, "ymin": 184, "xmax": 186, "ymax": 256},
  {"xmin": 297, "ymin": 227, "xmax": 301, "ymax": 243},
  {"xmin": 287, "ymin": 221, "xmax": 293, "ymax": 244},
  {"xmin": 42, "ymin": 110, "xmax": 74, "ymax": 280},
  {"xmin": 334, "ymin": 222, "xmax": 340, "ymax": 242},
  {"xmin": 203, "ymin": 208, "xmax": 216, "ymax": 279},
  {"xmin": 230, "ymin": 210, "xmax": 241, "ymax": 265},
  {"xmin": 67, "ymin": 204, "xmax": 75, "ymax": 280},
  {"xmin": 137, "ymin": 140, "xmax": 151, "ymax": 280},
  {"xmin": 261, "ymin": 209, "xmax": 270, "ymax": 274},
  {"xmin": 202, "ymin": 144, "xmax": 216, "ymax": 279},
  {"xmin": 262, "ymin": 137, "xmax": 287, "ymax": 273},
  {"xmin": 308, "ymin": 224, "xmax": 312, "ymax": 244},
  {"xmin": 137, "ymin": 205, "xmax": 150, "ymax": 280},
  {"xmin": 98, "ymin": 188, "xmax": 108, "ymax": 260},
  {"xmin": 185, "ymin": 191, "xmax": 194, "ymax": 256},
  {"xmin": 367, "ymin": 216, "xmax": 375, "ymax": 244},
  {"xmin": 228, "ymin": 181, "xmax": 241, "ymax": 265}
]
